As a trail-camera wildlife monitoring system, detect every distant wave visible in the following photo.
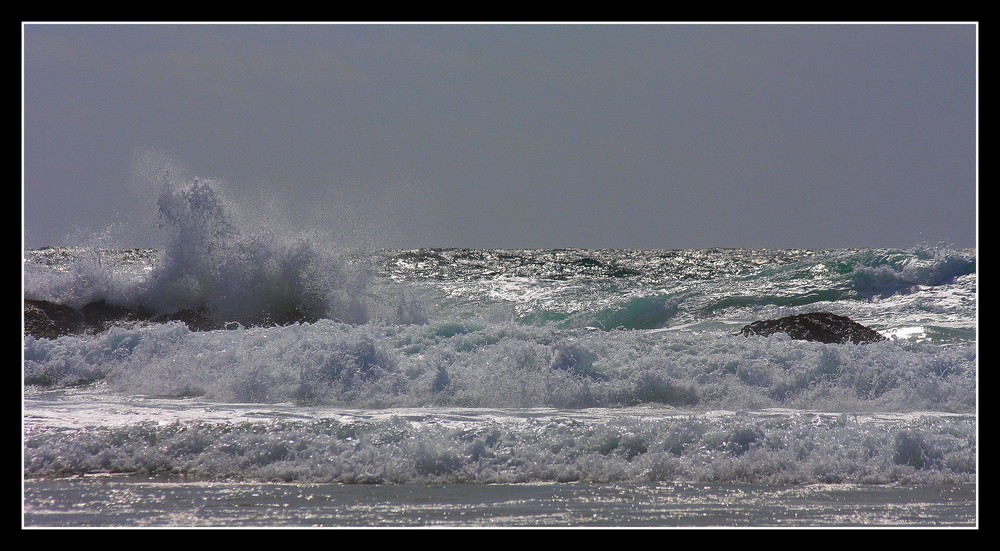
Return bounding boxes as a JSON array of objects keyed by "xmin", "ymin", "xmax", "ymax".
[{"xmin": 848, "ymin": 247, "xmax": 976, "ymax": 298}]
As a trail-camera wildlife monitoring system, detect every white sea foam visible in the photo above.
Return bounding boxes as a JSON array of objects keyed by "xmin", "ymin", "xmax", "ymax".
[
  {"xmin": 23, "ymin": 317, "xmax": 976, "ymax": 413},
  {"xmin": 23, "ymin": 391, "xmax": 975, "ymax": 485}
]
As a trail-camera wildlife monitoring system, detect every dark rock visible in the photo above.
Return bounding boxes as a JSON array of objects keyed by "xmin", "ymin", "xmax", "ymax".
[
  {"xmin": 79, "ymin": 300, "xmax": 150, "ymax": 334},
  {"xmin": 152, "ymin": 307, "xmax": 222, "ymax": 332},
  {"xmin": 23, "ymin": 297, "xmax": 325, "ymax": 339},
  {"xmin": 24, "ymin": 299, "xmax": 219, "ymax": 339},
  {"xmin": 25, "ymin": 299, "xmax": 143, "ymax": 339},
  {"xmin": 24, "ymin": 300, "xmax": 80, "ymax": 340},
  {"xmin": 267, "ymin": 307, "xmax": 320, "ymax": 327},
  {"xmin": 739, "ymin": 312, "xmax": 886, "ymax": 344}
]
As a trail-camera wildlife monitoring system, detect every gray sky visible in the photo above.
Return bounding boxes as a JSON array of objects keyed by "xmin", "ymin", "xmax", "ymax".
[{"xmin": 23, "ymin": 23, "xmax": 976, "ymax": 250}]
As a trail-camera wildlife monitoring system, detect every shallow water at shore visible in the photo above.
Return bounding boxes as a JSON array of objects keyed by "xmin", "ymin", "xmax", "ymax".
[{"xmin": 23, "ymin": 475, "xmax": 976, "ymax": 528}]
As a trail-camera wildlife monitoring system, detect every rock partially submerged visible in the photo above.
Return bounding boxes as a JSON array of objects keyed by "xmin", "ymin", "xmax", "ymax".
[
  {"xmin": 24, "ymin": 299, "xmax": 320, "ymax": 339},
  {"xmin": 24, "ymin": 300, "xmax": 79, "ymax": 340},
  {"xmin": 739, "ymin": 312, "xmax": 886, "ymax": 344},
  {"xmin": 24, "ymin": 299, "xmax": 168, "ymax": 339}
]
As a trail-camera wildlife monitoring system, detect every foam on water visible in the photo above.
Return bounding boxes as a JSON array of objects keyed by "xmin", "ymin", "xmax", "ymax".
[
  {"xmin": 23, "ymin": 390, "xmax": 975, "ymax": 485},
  {"xmin": 23, "ymin": 318, "xmax": 976, "ymax": 413},
  {"xmin": 373, "ymin": 246, "xmax": 977, "ymax": 341}
]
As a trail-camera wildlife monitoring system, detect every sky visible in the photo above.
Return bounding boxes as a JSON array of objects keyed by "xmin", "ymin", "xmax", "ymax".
[{"xmin": 22, "ymin": 23, "xmax": 977, "ymax": 250}]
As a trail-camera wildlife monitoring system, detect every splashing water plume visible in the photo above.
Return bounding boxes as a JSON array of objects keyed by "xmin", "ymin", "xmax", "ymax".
[{"xmin": 25, "ymin": 169, "xmax": 371, "ymax": 327}]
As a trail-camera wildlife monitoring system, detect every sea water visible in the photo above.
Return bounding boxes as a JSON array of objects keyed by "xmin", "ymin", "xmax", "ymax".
[{"xmin": 23, "ymin": 176, "xmax": 977, "ymax": 527}]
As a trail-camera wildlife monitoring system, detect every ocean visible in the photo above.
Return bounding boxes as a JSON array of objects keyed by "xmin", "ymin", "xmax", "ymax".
[{"xmin": 23, "ymin": 177, "xmax": 977, "ymax": 527}]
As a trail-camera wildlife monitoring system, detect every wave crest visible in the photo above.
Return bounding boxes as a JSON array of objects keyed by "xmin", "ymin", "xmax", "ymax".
[
  {"xmin": 849, "ymin": 247, "xmax": 975, "ymax": 298},
  {"xmin": 25, "ymin": 175, "xmax": 372, "ymax": 326},
  {"xmin": 23, "ymin": 320, "xmax": 977, "ymax": 413}
]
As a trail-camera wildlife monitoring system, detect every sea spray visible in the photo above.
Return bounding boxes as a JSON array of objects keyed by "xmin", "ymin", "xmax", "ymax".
[
  {"xmin": 144, "ymin": 176, "xmax": 370, "ymax": 325},
  {"xmin": 25, "ymin": 174, "xmax": 373, "ymax": 326}
]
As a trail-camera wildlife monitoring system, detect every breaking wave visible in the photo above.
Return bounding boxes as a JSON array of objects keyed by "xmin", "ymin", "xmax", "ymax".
[
  {"xmin": 24, "ymin": 175, "xmax": 371, "ymax": 326},
  {"xmin": 23, "ymin": 320, "xmax": 976, "ymax": 413},
  {"xmin": 23, "ymin": 405, "xmax": 975, "ymax": 485}
]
